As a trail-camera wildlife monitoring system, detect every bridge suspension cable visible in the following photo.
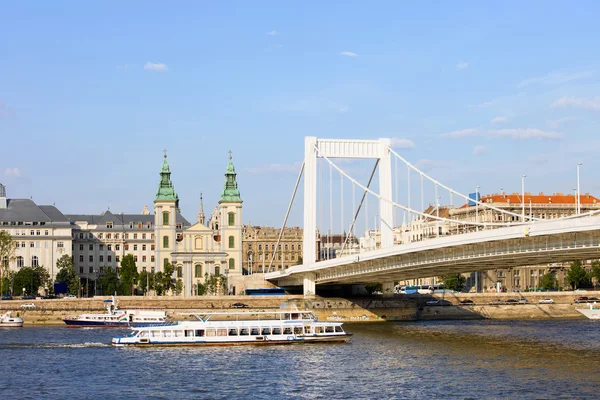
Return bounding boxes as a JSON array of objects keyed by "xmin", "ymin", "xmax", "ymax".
[
  {"xmin": 314, "ymin": 146, "xmax": 525, "ymax": 228},
  {"xmin": 387, "ymin": 146, "xmax": 539, "ymax": 222}
]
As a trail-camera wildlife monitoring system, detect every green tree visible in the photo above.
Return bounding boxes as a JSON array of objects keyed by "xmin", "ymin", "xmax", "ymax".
[
  {"xmin": 14, "ymin": 267, "xmax": 43, "ymax": 295},
  {"xmin": 220, "ymin": 275, "xmax": 228, "ymax": 295},
  {"xmin": 364, "ymin": 283, "xmax": 383, "ymax": 295},
  {"xmin": 539, "ymin": 273, "xmax": 557, "ymax": 290},
  {"xmin": 0, "ymin": 230, "xmax": 17, "ymax": 296},
  {"xmin": 55, "ymin": 254, "xmax": 79, "ymax": 295},
  {"xmin": 99, "ymin": 267, "xmax": 120, "ymax": 296},
  {"xmin": 160, "ymin": 262, "xmax": 176, "ymax": 295},
  {"xmin": 591, "ymin": 260, "xmax": 600, "ymax": 288},
  {"xmin": 441, "ymin": 273, "xmax": 466, "ymax": 292},
  {"xmin": 295, "ymin": 256, "xmax": 303, "ymax": 266},
  {"xmin": 196, "ymin": 282, "xmax": 206, "ymax": 296},
  {"xmin": 205, "ymin": 273, "xmax": 217, "ymax": 295},
  {"xmin": 176, "ymin": 279, "xmax": 183, "ymax": 296},
  {"xmin": 154, "ymin": 272, "xmax": 164, "ymax": 295},
  {"xmin": 566, "ymin": 261, "xmax": 591, "ymax": 290},
  {"xmin": 119, "ymin": 254, "xmax": 138, "ymax": 295},
  {"xmin": 138, "ymin": 270, "xmax": 149, "ymax": 295}
]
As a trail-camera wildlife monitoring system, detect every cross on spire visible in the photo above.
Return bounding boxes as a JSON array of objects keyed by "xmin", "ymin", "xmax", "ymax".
[
  {"xmin": 163, "ymin": 149, "xmax": 168, "ymax": 159},
  {"xmin": 228, "ymin": 150, "xmax": 232, "ymax": 160}
]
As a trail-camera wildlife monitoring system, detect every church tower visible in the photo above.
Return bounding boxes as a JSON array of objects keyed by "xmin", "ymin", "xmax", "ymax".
[
  {"xmin": 197, "ymin": 193, "xmax": 206, "ymax": 226},
  {"xmin": 219, "ymin": 151, "xmax": 243, "ymax": 276},
  {"xmin": 154, "ymin": 150, "xmax": 179, "ymax": 273}
]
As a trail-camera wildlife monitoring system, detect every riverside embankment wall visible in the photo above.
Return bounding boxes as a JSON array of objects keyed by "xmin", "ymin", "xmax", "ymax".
[{"xmin": 1, "ymin": 291, "xmax": 597, "ymax": 325}]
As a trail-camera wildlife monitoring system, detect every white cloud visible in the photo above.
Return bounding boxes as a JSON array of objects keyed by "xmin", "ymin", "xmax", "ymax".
[
  {"xmin": 340, "ymin": 51, "xmax": 358, "ymax": 57},
  {"xmin": 468, "ymin": 101, "xmax": 493, "ymax": 108},
  {"xmin": 472, "ymin": 145, "xmax": 487, "ymax": 156},
  {"xmin": 440, "ymin": 128, "xmax": 480, "ymax": 139},
  {"xmin": 441, "ymin": 127, "xmax": 562, "ymax": 140},
  {"xmin": 491, "ymin": 116, "xmax": 508, "ymax": 124},
  {"xmin": 489, "ymin": 128, "xmax": 562, "ymax": 140},
  {"xmin": 4, "ymin": 168, "xmax": 22, "ymax": 177},
  {"xmin": 245, "ymin": 162, "xmax": 302, "ymax": 175},
  {"xmin": 546, "ymin": 116, "xmax": 577, "ymax": 129},
  {"xmin": 518, "ymin": 70, "xmax": 594, "ymax": 88},
  {"xmin": 144, "ymin": 62, "xmax": 168, "ymax": 72},
  {"xmin": 551, "ymin": 96, "xmax": 600, "ymax": 112},
  {"xmin": 267, "ymin": 30, "xmax": 279, "ymax": 36},
  {"xmin": 390, "ymin": 138, "xmax": 416, "ymax": 149},
  {"xmin": 338, "ymin": 105, "xmax": 349, "ymax": 113},
  {"xmin": 456, "ymin": 61, "xmax": 469, "ymax": 70}
]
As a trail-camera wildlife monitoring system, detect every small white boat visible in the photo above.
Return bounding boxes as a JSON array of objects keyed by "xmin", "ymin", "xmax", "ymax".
[
  {"xmin": 112, "ymin": 309, "xmax": 352, "ymax": 347},
  {"xmin": 0, "ymin": 312, "xmax": 24, "ymax": 327},
  {"xmin": 62, "ymin": 296, "xmax": 169, "ymax": 328},
  {"xmin": 576, "ymin": 302, "xmax": 600, "ymax": 320}
]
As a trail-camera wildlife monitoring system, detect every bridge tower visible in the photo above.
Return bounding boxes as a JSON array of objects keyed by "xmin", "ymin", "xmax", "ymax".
[{"xmin": 303, "ymin": 137, "xmax": 393, "ymax": 294}]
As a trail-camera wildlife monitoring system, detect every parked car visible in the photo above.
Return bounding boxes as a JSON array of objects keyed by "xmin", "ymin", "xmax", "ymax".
[
  {"xmin": 489, "ymin": 299, "xmax": 504, "ymax": 305},
  {"xmin": 21, "ymin": 303, "xmax": 36, "ymax": 310},
  {"xmin": 538, "ymin": 298, "xmax": 554, "ymax": 304},
  {"xmin": 64, "ymin": 294, "xmax": 77, "ymax": 299},
  {"xmin": 505, "ymin": 299, "xmax": 519, "ymax": 304},
  {"xmin": 0, "ymin": 295, "xmax": 13, "ymax": 301},
  {"xmin": 22, "ymin": 294, "xmax": 36, "ymax": 300},
  {"xmin": 232, "ymin": 302, "xmax": 249, "ymax": 309},
  {"xmin": 426, "ymin": 300, "xmax": 441, "ymax": 306},
  {"xmin": 459, "ymin": 299, "xmax": 474, "ymax": 304},
  {"xmin": 518, "ymin": 298, "xmax": 528, "ymax": 304},
  {"xmin": 574, "ymin": 297, "xmax": 589, "ymax": 303},
  {"xmin": 587, "ymin": 297, "xmax": 599, "ymax": 302}
]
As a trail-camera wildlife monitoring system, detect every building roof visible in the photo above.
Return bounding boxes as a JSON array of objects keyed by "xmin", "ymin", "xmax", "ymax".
[
  {"xmin": 422, "ymin": 205, "xmax": 451, "ymax": 221},
  {"xmin": 460, "ymin": 192, "xmax": 600, "ymax": 208},
  {"xmin": 0, "ymin": 199, "xmax": 69, "ymax": 225},
  {"xmin": 65, "ymin": 210, "xmax": 190, "ymax": 226}
]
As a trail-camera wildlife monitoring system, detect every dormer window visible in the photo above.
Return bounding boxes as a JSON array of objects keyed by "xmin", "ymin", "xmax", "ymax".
[
  {"xmin": 176, "ymin": 223, "xmax": 183, "ymax": 229},
  {"xmin": 107, "ymin": 222, "xmax": 113, "ymax": 229},
  {"xmin": 129, "ymin": 222, "xmax": 134, "ymax": 229}
]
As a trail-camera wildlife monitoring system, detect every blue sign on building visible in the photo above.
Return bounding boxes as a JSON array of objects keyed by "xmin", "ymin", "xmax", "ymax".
[{"xmin": 468, "ymin": 192, "xmax": 481, "ymax": 206}]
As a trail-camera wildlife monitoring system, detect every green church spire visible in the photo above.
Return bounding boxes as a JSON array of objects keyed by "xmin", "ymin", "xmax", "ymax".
[
  {"xmin": 155, "ymin": 150, "xmax": 180, "ymax": 206},
  {"xmin": 219, "ymin": 150, "xmax": 242, "ymax": 203}
]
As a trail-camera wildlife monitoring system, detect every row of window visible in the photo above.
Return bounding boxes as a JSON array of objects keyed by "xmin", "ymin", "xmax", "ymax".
[
  {"xmin": 79, "ymin": 232, "xmax": 156, "ymax": 240},
  {"xmin": 14, "ymin": 241, "xmax": 63, "ymax": 248},
  {"xmin": 76, "ymin": 243, "xmax": 155, "ymax": 252},
  {"xmin": 192, "ymin": 260, "xmax": 235, "ymax": 277},
  {"xmin": 8, "ymin": 229, "xmax": 50, "ymax": 236},
  {"xmin": 0, "ymin": 221, "xmax": 46, "ymax": 226},
  {"xmin": 77, "ymin": 254, "xmax": 155, "ymax": 264},
  {"xmin": 250, "ymin": 243, "xmax": 302, "ymax": 251}
]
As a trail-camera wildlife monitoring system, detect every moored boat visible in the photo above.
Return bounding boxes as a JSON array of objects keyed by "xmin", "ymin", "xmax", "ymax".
[
  {"xmin": 0, "ymin": 312, "xmax": 24, "ymax": 327},
  {"xmin": 112, "ymin": 309, "xmax": 352, "ymax": 346},
  {"xmin": 575, "ymin": 302, "xmax": 600, "ymax": 320},
  {"xmin": 62, "ymin": 296, "xmax": 169, "ymax": 328}
]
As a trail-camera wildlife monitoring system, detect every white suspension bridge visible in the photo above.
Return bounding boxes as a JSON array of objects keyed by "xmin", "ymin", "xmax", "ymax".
[{"xmin": 264, "ymin": 137, "xmax": 600, "ymax": 296}]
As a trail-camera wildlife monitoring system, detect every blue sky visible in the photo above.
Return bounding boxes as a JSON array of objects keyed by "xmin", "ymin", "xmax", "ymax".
[{"xmin": 1, "ymin": 1, "xmax": 600, "ymax": 232}]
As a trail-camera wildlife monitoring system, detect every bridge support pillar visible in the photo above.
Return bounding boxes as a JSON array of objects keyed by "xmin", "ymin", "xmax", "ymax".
[
  {"xmin": 382, "ymin": 282, "xmax": 395, "ymax": 297},
  {"xmin": 303, "ymin": 273, "xmax": 316, "ymax": 298},
  {"xmin": 378, "ymin": 138, "xmax": 393, "ymax": 249}
]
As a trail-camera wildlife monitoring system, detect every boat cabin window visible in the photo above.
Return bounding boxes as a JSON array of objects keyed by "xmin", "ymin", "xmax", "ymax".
[
  {"xmin": 272, "ymin": 328, "xmax": 281, "ymax": 335},
  {"xmin": 163, "ymin": 331, "xmax": 173, "ymax": 338},
  {"xmin": 228, "ymin": 328, "xmax": 238, "ymax": 336},
  {"xmin": 293, "ymin": 327, "xmax": 303, "ymax": 335},
  {"xmin": 240, "ymin": 328, "xmax": 249, "ymax": 336},
  {"xmin": 335, "ymin": 326, "xmax": 344, "ymax": 333},
  {"xmin": 325, "ymin": 326, "xmax": 334, "ymax": 333},
  {"xmin": 206, "ymin": 329, "xmax": 216, "ymax": 337},
  {"xmin": 304, "ymin": 326, "xmax": 311, "ymax": 334},
  {"xmin": 174, "ymin": 331, "xmax": 183, "ymax": 337},
  {"xmin": 315, "ymin": 326, "xmax": 324, "ymax": 334},
  {"xmin": 250, "ymin": 328, "xmax": 260, "ymax": 336},
  {"xmin": 140, "ymin": 331, "xmax": 149, "ymax": 338},
  {"xmin": 261, "ymin": 328, "xmax": 271, "ymax": 335},
  {"xmin": 185, "ymin": 330, "xmax": 194, "ymax": 337},
  {"xmin": 151, "ymin": 331, "xmax": 160, "ymax": 338},
  {"xmin": 301, "ymin": 313, "xmax": 313, "ymax": 320},
  {"xmin": 217, "ymin": 329, "xmax": 228, "ymax": 337},
  {"xmin": 195, "ymin": 330, "xmax": 205, "ymax": 337},
  {"xmin": 291, "ymin": 313, "xmax": 299, "ymax": 320},
  {"xmin": 283, "ymin": 327, "xmax": 292, "ymax": 335}
]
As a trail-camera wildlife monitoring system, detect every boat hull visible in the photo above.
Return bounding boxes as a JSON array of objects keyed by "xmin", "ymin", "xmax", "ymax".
[
  {"xmin": 0, "ymin": 322, "xmax": 24, "ymax": 328},
  {"xmin": 63, "ymin": 319, "xmax": 169, "ymax": 328},
  {"xmin": 112, "ymin": 334, "xmax": 352, "ymax": 347}
]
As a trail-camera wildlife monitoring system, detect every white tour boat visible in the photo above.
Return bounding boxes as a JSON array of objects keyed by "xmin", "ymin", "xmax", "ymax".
[
  {"xmin": 0, "ymin": 312, "xmax": 24, "ymax": 327},
  {"xmin": 112, "ymin": 310, "xmax": 352, "ymax": 346},
  {"xmin": 62, "ymin": 296, "xmax": 169, "ymax": 328},
  {"xmin": 576, "ymin": 302, "xmax": 600, "ymax": 320}
]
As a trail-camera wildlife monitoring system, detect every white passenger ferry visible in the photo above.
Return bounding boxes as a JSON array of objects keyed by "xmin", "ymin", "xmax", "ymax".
[
  {"xmin": 62, "ymin": 296, "xmax": 169, "ymax": 328},
  {"xmin": 111, "ymin": 310, "xmax": 352, "ymax": 346}
]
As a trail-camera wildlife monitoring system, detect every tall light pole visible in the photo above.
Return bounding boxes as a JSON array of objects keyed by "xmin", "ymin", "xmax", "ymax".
[
  {"xmin": 573, "ymin": 189, "xmax": 578, "ymax": 214},
  {"xmin": 475, "ymin": 185, "xmax": 480, "ymax": 232},
  {"xmin": 436, "ymin": 195, "xmax": 441, "ymax": 237},
  {"xmin": 521, "ymin": 175, "xmax": 527, "ymax": 222},
  {"xmin": 577, "ymin": 162, "xmax": 583, "ymax": 214}
]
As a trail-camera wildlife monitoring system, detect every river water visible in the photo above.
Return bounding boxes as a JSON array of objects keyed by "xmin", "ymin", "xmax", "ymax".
[{"xmin": 1, "ymin": 319, "xmax": 599, "ymax": 399}]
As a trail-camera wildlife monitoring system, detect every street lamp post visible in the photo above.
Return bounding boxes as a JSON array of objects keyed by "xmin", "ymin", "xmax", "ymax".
[
  {"xmin": 436, "ymin": 195, "xmax": 441, "ymax": 237},
  {"xmin": 475, "ymin": 186, "xmax": 480, "ymax": 232},
  {"xmin": 577, "ymin": 162, "xmax": 583, "ymax": 214},
  {"xmin": 573, "ymin": 189, "xmax": 578, "ymax": 214},
  {"xmin": 521, "ymin": 175, "xmax": 527, "ymax": 222}
]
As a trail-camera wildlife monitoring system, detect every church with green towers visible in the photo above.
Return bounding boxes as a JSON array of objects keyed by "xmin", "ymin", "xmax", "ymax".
[{"xmin": 153, "ymin": 150, "xmax": 243, "ymax": 296}]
